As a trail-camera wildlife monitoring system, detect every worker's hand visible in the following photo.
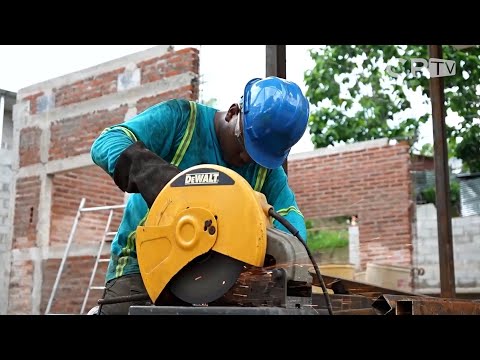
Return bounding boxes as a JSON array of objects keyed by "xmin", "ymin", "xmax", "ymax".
[{"xmin": 113, "ymin": 141, "xmax": 181, "ymax": 207}]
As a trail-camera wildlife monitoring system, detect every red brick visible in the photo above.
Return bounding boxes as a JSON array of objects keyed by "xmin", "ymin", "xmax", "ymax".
[
  {"xmin": 136, "ymin": 85, "xmax": 196, "ymax": 113},
  {"xmin": 50, "ymin": 166, "xmax": 124, "ymax": 247},
  {"xmin": 289, "ymin": 142, "xmax": 413, "ymax": 270},
  {"xmin": 41, "ymin": 256, "xmax": 108, "ymax": 314},
  {"xmin": 13, "ymin": 176, "xmax": 41, "ymax": 249},
  {"xmin": 55, "ymin": 69, "xmax": 124, "ymax": 107},
  {"xmin": 139, "ymin": 47, "xmax": 199, "ymax": 86},
  {"xmin": 49, "ymin": 106, "xmax": 128, "ymax": 161},
  {"xmin": 8, "ymin": 260, "xmax": 34, "ymax": 314},
  {"xmin": 19, "ymin": 127, "xmax": 42, "ymax": 166},
  {"xmin": 21, "ymin": 92, "xmax": 44, "ymax": 115}
]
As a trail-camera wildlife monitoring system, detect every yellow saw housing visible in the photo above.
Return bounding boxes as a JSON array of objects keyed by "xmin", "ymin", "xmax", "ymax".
[{"xmin": 136, "ymin": 164, "xmax": 272, "ymax": 303}]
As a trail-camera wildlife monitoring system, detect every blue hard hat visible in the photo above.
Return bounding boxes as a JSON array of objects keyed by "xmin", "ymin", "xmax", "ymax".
[{"xmin": 241, "ymin": 76, "xmax": 310, "ymax": 169}]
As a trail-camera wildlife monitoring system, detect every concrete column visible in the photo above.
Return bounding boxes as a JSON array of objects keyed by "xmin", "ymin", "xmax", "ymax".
[{"xmin": 0, "ymin": 96, "xmax": 4, "ymax": 146}]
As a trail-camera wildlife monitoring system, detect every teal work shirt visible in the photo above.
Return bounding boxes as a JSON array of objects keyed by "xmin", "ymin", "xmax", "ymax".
[{"xmin": 90, "ymin": 99, "xmax": 307, "ymax": 283}]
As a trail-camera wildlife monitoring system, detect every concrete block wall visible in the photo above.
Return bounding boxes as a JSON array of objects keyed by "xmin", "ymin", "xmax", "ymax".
[
  {"xmin": 413, "ymin": 203, "xmax": 480, "ymax": 294},
  {"xmin": 0, "ymin": 149, "xmax": 12, "ymax": 244},
  {"xmin": 0, "ymin": 148, "xmax": 13, "ymax": 309},
  {"xmin": 288, "ymin": 139, "xmax": 414, "ymax": 271},
  {"xmin": 3, "ymin": 45, "xmax": 200, "ymax": 314}
]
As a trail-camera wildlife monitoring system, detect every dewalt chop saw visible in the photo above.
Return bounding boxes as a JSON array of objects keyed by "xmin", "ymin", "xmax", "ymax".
[{"xmin": 129, "ymin": 164, "xmax": 332, "ymax": 315}]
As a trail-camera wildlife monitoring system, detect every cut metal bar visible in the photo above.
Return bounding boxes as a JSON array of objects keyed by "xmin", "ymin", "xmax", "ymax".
[
  {"xmin": 81, "ymin": 204, "xmax": 126, "ymax": 212},
  {"xmin": 309, "ymin": 272, "xmax": 427, "ymax": 298},
  {"xmin": 333, "ymin": 308, "xmax": 380, "ymax": 315},
  {"xmin": 429, "ymin": 44, "xmax": 456, "ymax": 298},
  {"xmin": 90, "ymin": 286, "xmax": 105, "ymax": 290}
]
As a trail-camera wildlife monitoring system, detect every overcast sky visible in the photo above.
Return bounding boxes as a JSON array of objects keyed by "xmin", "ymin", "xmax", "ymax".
[
  {"xmin": 0, "ymin": 45, "xmax": 322, "ymax": 154},
  {"xmin": 0, "ymin": 45, "xmax": 440, "ymax": 154}
]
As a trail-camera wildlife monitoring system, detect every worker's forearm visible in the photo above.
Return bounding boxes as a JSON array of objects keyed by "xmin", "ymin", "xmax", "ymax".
[
  {"xmin": 91, "ymin": 128, "xmax": 135, "ymax": 177},
  {"xmin": 112, "ymin": 141, "xmax": 180, "ymax": 207}
]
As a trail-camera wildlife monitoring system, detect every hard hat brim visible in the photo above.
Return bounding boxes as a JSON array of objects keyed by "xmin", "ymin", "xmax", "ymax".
[{"xmin": 243, "ymin": 129, "xmax": 289, "ymax": 169}]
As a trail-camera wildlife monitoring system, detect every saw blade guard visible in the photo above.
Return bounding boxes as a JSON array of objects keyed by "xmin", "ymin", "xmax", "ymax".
[{"xmin": 136, "ymin": 164, "xmax": 270, "ymax": 303}]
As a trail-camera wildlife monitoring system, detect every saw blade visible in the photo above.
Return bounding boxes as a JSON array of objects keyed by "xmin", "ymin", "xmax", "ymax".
[{"xmin": 169, "ymin": 250, "xmax": 245, "ymax": 304}]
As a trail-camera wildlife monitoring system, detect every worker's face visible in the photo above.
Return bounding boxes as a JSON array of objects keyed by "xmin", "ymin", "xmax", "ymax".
[{"xmin": 223, "ymin": 106, "xmax": 253, "ymax": 167}]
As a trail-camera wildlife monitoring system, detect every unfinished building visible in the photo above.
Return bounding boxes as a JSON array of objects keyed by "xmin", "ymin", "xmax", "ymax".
[{"xmin": 2, "ymin": 46, "xmax": 199, "ymax": 314}]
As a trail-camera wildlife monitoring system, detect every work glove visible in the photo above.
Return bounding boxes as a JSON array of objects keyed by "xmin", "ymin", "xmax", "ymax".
[{"xmin": 113, "ymin": 141, "xmax": 181, "ymax": 208}]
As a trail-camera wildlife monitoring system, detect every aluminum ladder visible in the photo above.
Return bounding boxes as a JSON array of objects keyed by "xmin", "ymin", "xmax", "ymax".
[{"xmin": 44, "ymin": 198, "xmax": 126, "ymax": 315}]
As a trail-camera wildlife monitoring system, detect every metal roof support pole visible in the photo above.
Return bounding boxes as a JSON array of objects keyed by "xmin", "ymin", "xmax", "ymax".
[
  {"xmin": 266, "ymin": 45, "xmax": 288, "ymax": 174},
  {"xmin": 428, "ymin": 44, "xmax": 456, "ymax": 298}
]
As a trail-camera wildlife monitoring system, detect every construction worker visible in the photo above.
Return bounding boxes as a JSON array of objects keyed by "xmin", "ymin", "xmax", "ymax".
[{"xmin": 90, "ymin": 76, "xmax": 310, "ymax": 315}]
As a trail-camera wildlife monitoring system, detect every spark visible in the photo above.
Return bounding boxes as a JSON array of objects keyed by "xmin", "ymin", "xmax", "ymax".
[
  {"xmin": 233, "ymin": 293, "xmax": 247, "ymax": 297},
  {"xmin": 222, "ymin": 280, "xmax": 226, "ymax": 285},
  {"xmin": 195, "ymin": 276, "xmax": 202, "ymax": 280}
]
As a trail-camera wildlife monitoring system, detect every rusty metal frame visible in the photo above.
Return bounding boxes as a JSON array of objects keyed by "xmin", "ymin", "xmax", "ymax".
[
  {"xmin": 372, "ymin": 294, "xmax": 480, "ymax": 315},
  {"xmin": 310, "ymin": 273, "xmax": 428, "ymax": 298}
]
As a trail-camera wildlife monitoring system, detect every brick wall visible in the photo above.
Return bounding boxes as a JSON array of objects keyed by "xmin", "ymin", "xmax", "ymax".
[
  {"xmin": 7, "ymin": 259, "xmax": 34, "ymax": 314},
  {"xmin": 12, "ymin": 176, "xmax": 41, "ymax": 249},
  {"xmin": 411, "ymin": 155, "xmax": 435, "ymax": 172},
  {"xmin": 6, "ymin": 46, "xmax": 200, "ymax": 314},
  {"xmin": 49, "ymin": 106, "xmax": 129, "ymax": 161},
  {"xmin": 50, "ymin": 166, "xmax": 124, "ymax": 247},
  {"xmin": 137, "ymin": 86, "xmax": 198, "ymax": 113},
  {"xmin": 41, "ymin": 256, "xmax": 108, "ymax": 314},
  {"xmin": 19, "ymin": 127, "xmax": 42, "ymax": 167},
  {"xmin": 55, "ymin": 69, "xmax": 124, "ymax": 108},
  {"xmin": 288, "ymin": 139, "xmax": 414, "ymax": 270}
]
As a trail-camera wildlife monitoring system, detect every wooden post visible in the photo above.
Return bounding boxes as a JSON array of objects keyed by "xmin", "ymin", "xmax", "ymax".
[
  {"xmin": 266, "ymin": 45, "xmax": 288, "ymax": 174},
  {"xmin": 429, "ymin": 44, "xmax": 456, "ymax": 298}
]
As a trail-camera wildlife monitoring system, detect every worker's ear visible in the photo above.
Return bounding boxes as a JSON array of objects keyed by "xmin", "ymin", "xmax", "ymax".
[{"xmin": 225, "ymin": 103, "xmax": 240, "ymax": 123}]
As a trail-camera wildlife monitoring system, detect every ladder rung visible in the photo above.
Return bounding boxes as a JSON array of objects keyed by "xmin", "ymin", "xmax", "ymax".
[
  {"xmin": 98, "ymin": 258, "xmax": 110, "ymax": 263},
  {"xmin": 90, "ymin": 286, "xmax": 105, "ymax": 290},
  {"xmin": 106, "ymin": 232, "xmax": 117, "ymax": 236}
]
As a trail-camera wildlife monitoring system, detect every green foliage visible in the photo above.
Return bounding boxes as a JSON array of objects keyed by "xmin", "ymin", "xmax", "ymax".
[
  {"xmin": 455, "ymin": 124, "xmax": 480, "ymax": 172},
  {"xmin": 419, "ymin": 143, "xmax": 434, "ymax": 157},
  {"xmin": 304, "ymin": 45, "xmax": 480, "ymax": 173},
  {"xmin": 420, "ymin": 186, "xmax": 436, "ymax": 204},
  {"xmin": 305, "ymin": 219, "xmax": 349, "ymax": 252},
  {"xmin": 420, "ymin": 180, "xmax": 461, "ymax": 216}
]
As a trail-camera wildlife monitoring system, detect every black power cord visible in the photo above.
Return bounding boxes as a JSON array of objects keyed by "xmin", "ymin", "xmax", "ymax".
[{"xmin": 268, "ymin": 208, "xmax": 334, "ymax": 316}]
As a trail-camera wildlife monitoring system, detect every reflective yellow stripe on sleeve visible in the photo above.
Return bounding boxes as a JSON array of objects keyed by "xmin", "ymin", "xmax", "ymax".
[
  {"xmin": 115, "ymin": 210, "xmax": 150, "ymax": 277},
  {"xmin": 101, "ymin": 125, "xmax": 138, "ymax": 142},
  {"xmin": 276, "ymin": 206, "xmax": 304, "ymax": 218},
  {"xmin": 171, "ymin": 101, "xmax": 197, "ymax": 167},
  {"xmin": 254, "ymin": 166, "xmax": 268, "ymax": 192}
]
